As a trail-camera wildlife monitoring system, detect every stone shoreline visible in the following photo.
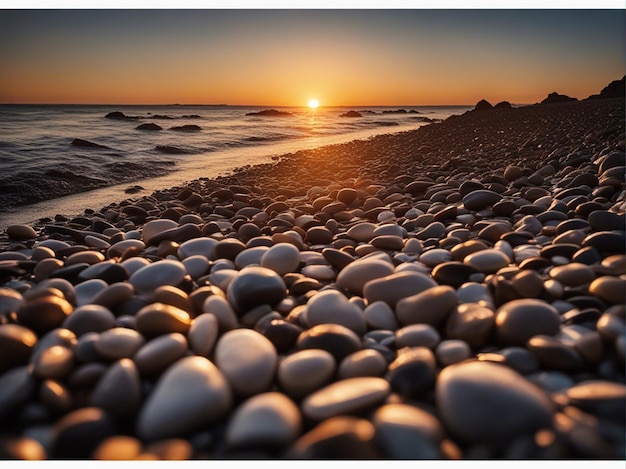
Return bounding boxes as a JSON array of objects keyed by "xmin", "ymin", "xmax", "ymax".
[{"xmin": 0, "ymin": 97, "xmax": 624, "ymax": 459}]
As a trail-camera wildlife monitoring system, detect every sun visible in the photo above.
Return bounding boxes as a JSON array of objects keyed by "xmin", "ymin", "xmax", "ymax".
[{"xmin": 308, "ymin": 99, "xmax": 319, "ymax": 109}]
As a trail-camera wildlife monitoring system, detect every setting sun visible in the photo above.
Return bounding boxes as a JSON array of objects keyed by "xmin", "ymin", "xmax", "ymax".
[{"xmin": 308, "ymin": 99, "xmax": 320, "ymax": 109}]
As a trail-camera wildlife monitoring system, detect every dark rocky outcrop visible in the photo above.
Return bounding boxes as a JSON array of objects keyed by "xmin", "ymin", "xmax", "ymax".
[
  {"xmin": 170, "ymin": 125, "xmax": 201, "ymax": 132},
  {"xmin": 245, "ymin": 109, "xmax": 293, "ymax": 117},
  {"xmin": 340, "ymin": 111, "xmax": 363, "ymax": 118},
  {"xmin": 494, "ymin": 101, "xmax": 512, "ymax": 109},
  {"xmin": 382, "ymin": 109, "xmax": 408, "ymax": 114},
  {"xmin": 541, "ymin": 92, "xmax": 578, "ymax": 104},
  {"xmin": 105, "ymin": 111, "xmax": 138, "ymax": 120},
  {"xmin": 71, "ymin": 138, "xmax": 110, "ymax": 149},
  {"xmin": 473, "ymin": 99, "xmax": 493, "ymax": 111},
  {"xmin": 135, "ymin": 123, "xmax": 163, "ymax": 131},
  {"xmin": 586, "ymin": 76, "xmax": 625, "ymax": 100}
]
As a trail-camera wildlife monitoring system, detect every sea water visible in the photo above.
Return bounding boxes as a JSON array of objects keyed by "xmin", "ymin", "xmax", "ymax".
[{"xmin": 0, "ymin": 104, "xmax": 471, "ymax": 227}]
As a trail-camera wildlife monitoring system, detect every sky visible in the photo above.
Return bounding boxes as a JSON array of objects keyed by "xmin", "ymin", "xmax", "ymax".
[{"xmin": 0, "ymin": 7, "xmax": 624, "ymax": 106}]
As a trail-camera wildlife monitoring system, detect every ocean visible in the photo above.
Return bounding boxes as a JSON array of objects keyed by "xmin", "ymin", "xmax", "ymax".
[{"xmin": 0, "ymin": 104, "xmax": 471, "ymax": 228}]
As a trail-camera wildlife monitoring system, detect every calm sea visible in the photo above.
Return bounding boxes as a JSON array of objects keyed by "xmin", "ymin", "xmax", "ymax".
[{"xmin": 0, "ymin": 104, "xmax": 471, "ymax": 228}]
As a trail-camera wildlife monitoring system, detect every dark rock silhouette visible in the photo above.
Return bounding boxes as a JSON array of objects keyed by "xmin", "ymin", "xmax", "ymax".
[
  {"xmin": 136, "ymin": 123, "xmax": 163, "ymax": 131},
  {"xmin": 494, "ymin": 101, "xmax": 512, "ymax": 109},
  {"xmin": 182, "ymin": 114, "xmax": 202, "ymax": 119},
  {"xmin": 340, "ymin": 111, "xmax": 363, "ymax": 118},
  {"xmin": 245, "ymin": 109, "xmax": 293, "ymax": 117},
  {"xmin": 586, "ymin": 76, "xmax": 625, "ymax": 100},
  {"xmin": 151, "ymin": 114, "xmax": 175, "ymax": 119},
  {"xmin": 71, "ymin": 138, "xmax": 110, "ymax": 149},
  {"xmin": 105, "ymin": 111, "xmax": 138, "ymax": 120},
  {"xmin": 170, "ymin": 125, "xmax": 201, "ymax": 132},
  {"xmin": 474, "ymin": 99, "xmax": 493, "ymax": 111},
  {"xmin": 541, "ymin": 92, "xmax": 577, "ymax": 104},
  {"xmin": 382, "ymin": 109, "xmax": 408, "ymax": 114}
]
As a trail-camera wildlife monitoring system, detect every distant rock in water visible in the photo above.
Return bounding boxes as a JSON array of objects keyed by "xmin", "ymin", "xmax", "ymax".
[
  {"xmin": 151, "ymin": 114, "xmax": 175, "ymax": 119},
  {"xmin": 155, "ymin": 145, "xmax": 191, "ymax": 155},
  {"xmin": 411, "ymin": 116, "xmax": 435, "ymax": 123},
  {"xmin": 170, "ymin": 124, "xmax": 201, "ymax": 132},
  {"xmin": 71, "ymin": 138, "xmax": 110, "ymax": 149},
  {"xmin": 340, "ymin": 111, "xmax": 363, "ymax": 118},
  {"xmin": 473, "ymin": 99, "xmax": 493, "ymax": 111},
  {"xmin": 494, "ymin": 101, "xmax": 512, "ymax": 109},
  {"xmin": 182, "ymin": 114, "xmax": 202, "ymax": 119},
  {"xmin": 105, "ymin": 111, "xmax": 138, "ymax": 120},
  {"xmin": 245, "ymin": 109, "xmax": 293, "ymax": 117},
  {"xmin": 382, "ymin": 109, "xmax": 408, "ymax": 114},
  {"xmin": 136, "ymin": 123, "xmax": 163, "ymax": 131},
  {"xmin": 586, "ymin": 76, "xmax": 625, "ymax": 100},
  {"xmin": 541, "ymin": 92, "xmax": 578, "ymax": 104},
  {"xmin": 125, "ymin": 185, "xmax": 145, "ymax": 194}
]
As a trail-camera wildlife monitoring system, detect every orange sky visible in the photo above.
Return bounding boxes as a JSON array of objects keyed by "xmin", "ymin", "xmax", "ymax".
[{"xmin": 0, "ymin": 9, "xmax": 624, "ymax": 106}]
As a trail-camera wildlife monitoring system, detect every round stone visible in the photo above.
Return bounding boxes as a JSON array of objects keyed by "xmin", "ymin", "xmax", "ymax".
[
  {"xmin": 347, "ymin": 222, "xmax": 377, "ymax": 242},
  {"xmin": 0, "ymin": 324, "xmax": 37, "ymax": 372},
  {"xmin": 387, "ymin": 347, "xmax": 437, "ymax": 397},
  {"xmin": 395, "ymin": 285, "xmax": 457, "ymax": 327},
  {"xmin": 278, "ymin": 349, "xmax": 336, "ymax": 399},
  {"xmin": 141, "ymin": 219, "xmax": 178, "ymax": 245},
  {"xmin": 51, "ymin": 407, "xmax": 117, "ymax": 459},
  {"xmin": 464, "ymin": 249, "xmax": 511, "ymax": 274},
  {"xmin": 133, "ymin": 333, "xmax": 188, "ymax": 376},
  {"xmin": 363, "ymin": 301, "xmax": 398, "ymax": 330},
  {"xmin": 566, "ymin": 380, "xmax": 626, "ymax": 422},
  {"xmin": 287, "ymin": 416, "xmax": 379, "ymax": 459},
  {"xmin": 395, "ymin": 324, "xmax": 440, "ymax": 349},
  {"xmin": 177, "ymin": 237, "xmax": 218, "ymax": 260},
  {"xmin": 303, "ymin": 289, "xmax": 366, "ymax": 336},
  {"xmin": 31, "ymin": 345, "xmax": 74, "ymax": 380},
  {"xmin": 129, "ymin": 260, "xmax": 187, "ymax": 295},
  {"xmin": 372, "ymin": 403, "xmax": 444, "ymax": 459},
  {"xmin": 226, "ymin": 392, "xmax": 302, "ymax": 448},
  {"xmin": 445, "ymin": 303, "xmax": 495, "ymax": 349},
  {"xmin": 462, "ymin": 190, "xmax": 502, "ymax": 211},
  {"xmin": 363, "ymin": 271, "xmax": 437, "ymax": 308},
  {"xmin": 435, "ymin": 340, "xmax": 472, "ymax": 366},
  {"xmin": 225, "ymin": 266, "xmax": 286, "ymax": 314},
  {"xmin": 436, "ymin": 360, "xmax": 554, "ymax": 444},
  {"xmin": 337, "ymin": 349, "xmax": 388, "ymax": 379},
  {"xmin": 549, "ymin": 263, "xmax": 596, "ymax": 287},
  {"xmin": 336, "ymin": 258, "xmax": 395, "ymax": 296},
  {"xmin": 94, "ymin": 328, "xmax": 145, "ymax": 361},
  {"xmin": 301, "ymin": 377, "xmax": 390, "ymax": 420},
  {"xmin": 62, "ymin": 304, "xmax": 116, "ymax": 337},
  {"xmin": 214, "ymin": 329, "xmax": 278, "ymax": 396},
  {"xmin": 137, "ymin": 356, "xmax": 232, "ymax": 442},
  {"xmin": 17, "ymin": 295, "xmax": 73, "ymax": 334},
  {"xmin": 187, "ymin": 313, "xmax": 219, "ymax": 357},
  {"xmin": 89, "ymin": 358, "xmax": 141, "ymax": 416},
  {"xmin": 7, "ymin": 224, "xmax": 38, "ymax": 240},
  {"xmin": 135, "ymin": 302, "xmax": 191, "ymax": 339},
  {"xmin": 260, "ymin": 243, "xmax": 301, "ymax": 276},
  {"xmin": 495, "ymin": 299, "xmax": 561, "ymax": 346},
  {"xmin": 296, "ymin": 323, "xmax": 362, "ymax": 362},
  {"xmin": 588, "ymin": 276, "xmax": 626, "ymax": 305}
]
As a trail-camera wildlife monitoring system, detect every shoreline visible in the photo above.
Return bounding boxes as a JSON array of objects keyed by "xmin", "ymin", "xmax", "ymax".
[
  {"xmin": 0, "ymin": 117, "xmax": 443, "ymax": 230},
  {"xmin": 0, "ymin": 97, "xmax": 624, "ymax": 460}
]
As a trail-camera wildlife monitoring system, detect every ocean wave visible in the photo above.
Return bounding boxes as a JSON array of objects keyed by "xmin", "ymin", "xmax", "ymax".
[{"xmin": 155, "ymin": 145, "xmax": 195, "ymax": 155}]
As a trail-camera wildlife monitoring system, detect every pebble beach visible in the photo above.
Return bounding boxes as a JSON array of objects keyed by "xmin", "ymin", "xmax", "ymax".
[{"xmin": 0, "ymin": 97, "xmax": 624, "ymax": 460}]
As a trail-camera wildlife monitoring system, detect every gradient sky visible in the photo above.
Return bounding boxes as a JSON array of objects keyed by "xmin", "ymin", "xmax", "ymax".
[{"xmin": 0, "ymin": 9, "xmax": 624, "ymax": 106}]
